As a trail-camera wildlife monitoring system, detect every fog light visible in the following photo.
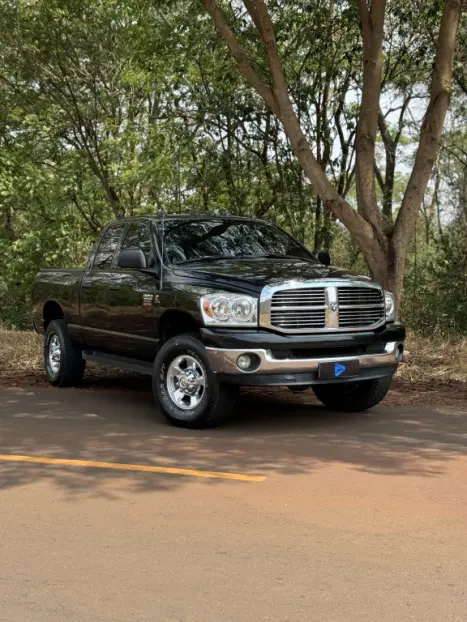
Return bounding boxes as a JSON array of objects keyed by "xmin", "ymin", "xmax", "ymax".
[{"xmin": 237, "ymin": 354, "xmax": 252, "ymax": 370}]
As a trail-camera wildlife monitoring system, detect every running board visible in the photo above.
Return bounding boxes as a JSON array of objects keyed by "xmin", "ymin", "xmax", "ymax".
[{"xmin": 82, "ymin": 350, "xmax": 153, "ymax": 376}]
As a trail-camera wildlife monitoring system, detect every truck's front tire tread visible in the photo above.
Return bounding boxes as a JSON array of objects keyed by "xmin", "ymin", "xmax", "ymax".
[
  {"xmin": 44, "ymin": 319, "xmax": 86, "ymax": 387},
  {"xmin": 153, "ymin": 334, "xmax": 238, "ymax": 429},
  {"xmin": 312, "ymin": 376, "xmax": 393, "ymax": 412}
]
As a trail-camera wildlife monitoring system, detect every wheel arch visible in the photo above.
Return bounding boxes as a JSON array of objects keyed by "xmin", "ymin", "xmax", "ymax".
[
  {"xmin": 43, "ymin": 299, "xmax": 64, "ymax": 330},
  {"xmin": 158, "ymin": 309, "xmax": 200, "ymax": 345}
]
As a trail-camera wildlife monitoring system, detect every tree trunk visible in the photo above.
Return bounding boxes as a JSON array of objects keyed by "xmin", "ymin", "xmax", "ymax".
[
  {"xmin": 204, "ymin": 0, "xmax": 463, "ymax": 310},
  {"xmin": 314, "ymin": 196, "xmax": 322, "ymax": 249},
  {"xmin": 367, "ymin": 242, "xmax": 405, "ymax": 312}
]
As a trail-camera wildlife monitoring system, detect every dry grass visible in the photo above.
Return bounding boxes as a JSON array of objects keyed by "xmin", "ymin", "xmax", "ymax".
[
  {"xmin": 0, "ymin": 329, "xmax": 42, "ymax": 372},
  {"xmin": 1, "ymin": 329, "xmax": 467, "ymax": 386},
  {"xmin": 399, "ymin": 333, "xmax": 467, "ymax": 385}
]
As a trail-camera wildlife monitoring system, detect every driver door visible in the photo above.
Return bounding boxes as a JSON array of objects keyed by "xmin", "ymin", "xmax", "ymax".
[
  {"xmin": 80, "ymin": 222, "xmax": 126, "ymax": 349},
  {"xmin": 106, "ymin": 220, "xmax": 160, "ymax": 360}
]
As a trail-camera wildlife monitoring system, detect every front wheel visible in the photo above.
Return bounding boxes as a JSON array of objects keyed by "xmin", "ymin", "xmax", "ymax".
[
  {"xmin": 312, "ymin": 376, "xmax": 393, "ymax": 412},
  {"xmin": 153, "ymin": 334, "xmax": 238, "ymax": 429}
]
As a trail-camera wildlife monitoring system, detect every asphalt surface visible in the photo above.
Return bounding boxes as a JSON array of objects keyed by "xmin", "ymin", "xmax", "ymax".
[{"xmin": 1, "ymin": 385, "xmax": 467, "ymax": 621}]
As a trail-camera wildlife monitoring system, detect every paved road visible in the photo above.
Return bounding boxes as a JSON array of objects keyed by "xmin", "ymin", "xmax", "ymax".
[{"xmin": 1, "ymin": 386, "xmax": 467, "ymax": 621}]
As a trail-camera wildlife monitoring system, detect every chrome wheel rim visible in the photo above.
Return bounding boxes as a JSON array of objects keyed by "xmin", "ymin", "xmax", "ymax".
[
  {"xmin": 166, "ymin": 355, "xmax": 206, "ymax": 410},
  {"xmin": 48, "ymin": 335, "xmax": 62, "ymax": 374}
]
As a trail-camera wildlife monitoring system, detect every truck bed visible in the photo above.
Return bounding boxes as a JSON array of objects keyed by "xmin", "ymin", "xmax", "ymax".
[{"xmin": 32, "ymin": 268, "xmax": 85, "ymax": 334}]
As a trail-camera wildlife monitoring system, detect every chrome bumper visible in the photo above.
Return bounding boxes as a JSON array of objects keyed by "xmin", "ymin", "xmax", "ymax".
[{"xmin": 206, "ymin": 342, "xmax": 404, "ymax": 376}]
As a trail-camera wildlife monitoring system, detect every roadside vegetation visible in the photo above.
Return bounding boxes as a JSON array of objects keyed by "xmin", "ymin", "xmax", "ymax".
[
  {"xmin": 0, "ymin": 1, "xmax": 466, "ymax": 388},
  {"xmin": 2, "ymin": 329, "xmax": 466, "ymax": 389}
]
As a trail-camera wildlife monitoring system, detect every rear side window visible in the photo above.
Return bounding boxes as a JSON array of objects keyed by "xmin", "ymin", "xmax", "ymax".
[
  {"xmin": 121, "ymin": 221, "xmax": 157, "ymax": 268},
  {"xmin": 93, "ymin": 224, "xmax": 125, "ymax": 270}
]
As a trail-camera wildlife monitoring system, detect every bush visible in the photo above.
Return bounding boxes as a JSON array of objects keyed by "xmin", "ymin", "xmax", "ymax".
[{"xmin": 402, "ymin": 227, "xmax": 467, "ymax": 334}]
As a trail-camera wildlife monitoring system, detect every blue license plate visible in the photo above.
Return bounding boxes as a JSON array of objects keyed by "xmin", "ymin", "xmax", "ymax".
[{"xmin": 318, "ymin": 360, "xmax": 360, "ymax": 380}]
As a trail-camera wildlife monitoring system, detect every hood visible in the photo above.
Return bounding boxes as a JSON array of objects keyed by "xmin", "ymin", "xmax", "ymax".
[{"xmin": 170, "ymin": 257, "xmax": 372, "ymax": 293}]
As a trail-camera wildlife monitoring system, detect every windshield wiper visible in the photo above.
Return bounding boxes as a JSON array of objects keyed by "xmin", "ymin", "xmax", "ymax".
[
  {"xmin": 175, "ymin": 253, "xmax": 316, "ymax": 264},
  {"xmin": 175, "ymin": 255, "xmax": 233, "ymax": 264},
  {"xmin": 252, "ymin": 253, "xmax": 316, "ymax": 262}
]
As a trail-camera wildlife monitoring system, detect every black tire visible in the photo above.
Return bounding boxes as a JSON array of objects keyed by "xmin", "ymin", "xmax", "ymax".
[
  {"xmin": 44, "ymin": 319, "xmax": 86, "ymax": 387},
  {"xmin": 312, "ymin": 375, "xmax": 393, "ymax": 412},
  {"xmin": 153, "ymin": 334, "xmax": 238, "ymax": 429}
]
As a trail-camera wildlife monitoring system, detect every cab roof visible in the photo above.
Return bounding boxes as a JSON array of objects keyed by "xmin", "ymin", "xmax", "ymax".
[{"xmin": 115, "ymin": 213, "xmax": 269, "ymax": 226}]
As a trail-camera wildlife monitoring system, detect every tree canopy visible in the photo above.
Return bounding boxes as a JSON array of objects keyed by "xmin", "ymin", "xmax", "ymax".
[{"xmin": 0, "ymin": 0, "xmax": 466, "ymax": 331}]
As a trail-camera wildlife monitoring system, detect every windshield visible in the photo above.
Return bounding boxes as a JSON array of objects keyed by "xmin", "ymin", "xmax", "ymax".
[{"xmin": 162, "ymin": 219, "xmax": 312, "ymax": 265}]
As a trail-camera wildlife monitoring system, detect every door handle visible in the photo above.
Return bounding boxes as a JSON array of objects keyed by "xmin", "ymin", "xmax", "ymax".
[{"xmin": 109, "ymin": 284, "xmax": 120, "ymax": 291}]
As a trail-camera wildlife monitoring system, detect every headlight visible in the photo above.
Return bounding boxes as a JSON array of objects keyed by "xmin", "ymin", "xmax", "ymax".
[
  {"xmin": 384, "ymin": 291, "xmax": 396, "ymax": 322},
  {"xmin": 200, "ymin": 293, "xmax": 258, "ymax": 326}
]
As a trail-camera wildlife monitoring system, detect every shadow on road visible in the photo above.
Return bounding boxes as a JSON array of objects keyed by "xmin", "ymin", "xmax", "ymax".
[{"xmin": 1, "ymin": 381, "xmax": 466, "ymax": 498}]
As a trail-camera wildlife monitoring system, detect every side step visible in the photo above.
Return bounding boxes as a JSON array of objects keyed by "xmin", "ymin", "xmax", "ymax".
[{"xmin": 82, "ymin": 350, "xmax": 153, "ymax": 376}]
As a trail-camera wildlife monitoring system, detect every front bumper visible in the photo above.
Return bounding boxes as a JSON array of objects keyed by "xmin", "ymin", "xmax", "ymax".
[{"xmin": 202, "ymin": 325, "xmax": 405, "ymax": 387}]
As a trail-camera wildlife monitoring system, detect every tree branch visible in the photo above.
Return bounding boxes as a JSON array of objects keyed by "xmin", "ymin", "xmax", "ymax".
[
  {"xmin": 203, "ymin": 0, "xmax": 379, "ymax": 263},
  {"xmin": 245, "ymin": 0, "xmax": 375, "ymax": 249},
  {"xmin": 374, "ymin": 162, "xmax": 385, "ymax": 193},
  {"xmin": 354, "ymin": 0, "xmax": 387, "ymax": 233},
  {"xmin": 377, "ymin": 110, "xmax": 395, "ymax": 225},
  {"xmin": 377, "ymin": 94, "xmax": 412, "ymax": 227},
  {"xmin": 202, "ymin": 0, "xmax": 280, "ymax": 116},
  {"xmin": 393, "ymin": 0, "xmax": 463, "ymax": 254}
]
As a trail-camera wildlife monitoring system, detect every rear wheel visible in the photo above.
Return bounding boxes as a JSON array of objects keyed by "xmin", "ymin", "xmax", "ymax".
[
  {"xmin": 153, "ymin": 334, "xmax": 238, "ymax": 429},
  {"xmin": 44, "ymin": 319, "xmax": 86, "ymax": 387},
  {"xmin": 312, "ymin": 376, "xmax": 393, "ymax": 412}
]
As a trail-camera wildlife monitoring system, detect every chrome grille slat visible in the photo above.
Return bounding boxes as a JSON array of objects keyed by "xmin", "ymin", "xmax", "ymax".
[
  {"xmin": 272, "ymin": 322, "xmax": 325, "ymax": 327},
  {"xmin": 262, "ymin": 282, "xmax": 386, "ymax": 333},
  {"xmin": 271, "ymin": 305, "xmax": 326, "ymax": 313},
  {"xmin": 339, "ymin": 312, "xmax": 383, "ymax": 316},
  {"xmin": 338, "ymin": 288, "xmax": 383, "ymax": 303},
  {"xmin": 272, "ymin": 292, "xmax": 325, "ymax": 297},
  {"xmin": 340, "ymin": 313, "xmax": 382, "ymax": 319},
  {"xmin": 339, "ymin": 304, "xmax": 384, "ymax": 310},
  {"xmin": 271, "ymin": 302, "xmax": 323, "ymax": 305},
  {"xmin": 271, "ymin": 317, "xmax": 325, "ymax": 322},
  {"xmin": 272, "ymin": 289, "xmax": 325, "ymax": 301}
]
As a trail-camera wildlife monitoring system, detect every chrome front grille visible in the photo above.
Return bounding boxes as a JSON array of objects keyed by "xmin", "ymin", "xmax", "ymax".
[
  {"xmin": 270, "ymin": 309, "xmax": 326, "ymax": 330},
  {"xmin": 270, "ymin": 288, "xmax": 326, "ymax": 330},
  {"xmin": 338, "ymin": 287, "xmax": 383, "ymax": 307},
  {"xmin": 337, "ymin": 287, "xmax": 385, "ymax": 327},
  {"xmin": 261, "ymin": 282, "xmax": 385, "ymax": 333},
  {"xmin": 272, "ymin": 288, "xmax": 326, "ymax": 307},
  {"xmin": 338, "ymin": 308, "xmax": 385, "ymax": 327}
]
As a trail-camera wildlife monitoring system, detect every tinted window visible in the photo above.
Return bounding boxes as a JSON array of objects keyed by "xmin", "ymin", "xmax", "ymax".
[
  {"xmin": 163, "ymin": 219, "xmax": 310, "ymax": 264},
  {"xmin": 122, "ymin": 222, "xmax": 152, "ymax": 253},
  {"xmin": 93, "ymin": 224, "xmax": 125, "ymax": 270},
  {"xmin": 121, "ymin": 221, "xmax": 156, "ymax": 268}
]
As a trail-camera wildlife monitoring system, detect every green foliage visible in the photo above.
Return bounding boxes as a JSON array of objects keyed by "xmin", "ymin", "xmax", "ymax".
[
  {"xmin": 0, "ymin": 0, "xmax": 466, "ymax": 332},
  {"xmin": 402, "ymin": 224, "xmax": 467, "ymax": 335}
]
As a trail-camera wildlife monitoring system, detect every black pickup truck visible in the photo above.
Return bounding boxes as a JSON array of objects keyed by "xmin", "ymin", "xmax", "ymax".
[{"xmin": 32, "ymin": 215, "xmax": 405, "ymax": 428}]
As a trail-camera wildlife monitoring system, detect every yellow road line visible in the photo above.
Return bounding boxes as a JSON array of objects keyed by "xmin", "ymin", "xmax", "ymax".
[{"xmin": 0, "ymin": 454, "xmax": 264, "ymax": 482}]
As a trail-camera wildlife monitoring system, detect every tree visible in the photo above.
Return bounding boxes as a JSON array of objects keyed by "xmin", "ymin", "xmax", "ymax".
[{"xmin": 202, "ymin": 0, "xmax": 463, "ymax": 306}]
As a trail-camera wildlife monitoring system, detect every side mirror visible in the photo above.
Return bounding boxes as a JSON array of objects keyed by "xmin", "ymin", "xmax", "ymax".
[
  {"xmin": 313, "ymin": 249, "xmax": 331, "ymax": 266},
  {"xmin": 118, "ymin": 248, "xmax": 147, "ymax": 269}
]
